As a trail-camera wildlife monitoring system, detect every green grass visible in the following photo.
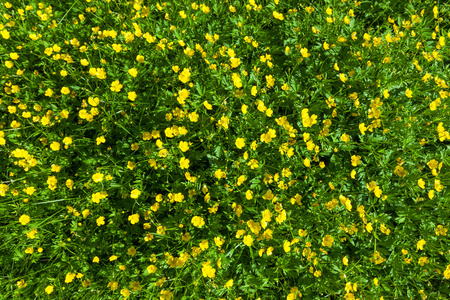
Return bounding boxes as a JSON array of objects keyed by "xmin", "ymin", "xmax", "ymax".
[{"xmin": 1, "ymin": 0, "xmax": 450, "ymax": 299}]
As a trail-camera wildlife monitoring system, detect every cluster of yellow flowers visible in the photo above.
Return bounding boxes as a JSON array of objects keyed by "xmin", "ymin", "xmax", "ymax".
[{"xmin": 2, "ymin": 0, "xmax": 450, "ymax": 299}]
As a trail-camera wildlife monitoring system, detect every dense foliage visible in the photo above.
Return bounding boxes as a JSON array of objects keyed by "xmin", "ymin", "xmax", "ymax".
[{"xmin": 1, "ymin": 0, "xmax": 450, "ymax": 299}]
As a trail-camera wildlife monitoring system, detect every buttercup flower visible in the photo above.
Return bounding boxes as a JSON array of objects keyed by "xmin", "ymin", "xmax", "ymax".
[
  {"xmin": 179, "ymin": 68, "xmax": 191, "ymax": 83},
  {"xmin": 191, "ymin": 216, "xmax": 205, "ymax": 228},
  {"xmin": 110, "ymin": 80, "xmax": 123, "ymax": 92},
  {"xmin": 130, "ymin": 189, "xmax": 141, "ymax": 199},
  {"xmin": 19, "ymin": 215, "xmax": 31, "ymax": 225}
]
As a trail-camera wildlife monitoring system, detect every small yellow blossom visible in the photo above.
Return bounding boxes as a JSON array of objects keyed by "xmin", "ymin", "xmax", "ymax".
[
  {"xmin": 130, "ymin": 189, "xmax": 141, "ymax": 199},
  {"xmin": 128, "ymin": 213, "xmax": 139, "ymax": 224},
  {"xmin": 19, "ymin": 215, "xmax": 31, "ymax": 225},
  {"xmin": 191, "ymin": 216, "xmax": 205, "ymax": 228},
  {"xmin": 45, "ymin": 286, "xmax": 54, "ymax": 294}
]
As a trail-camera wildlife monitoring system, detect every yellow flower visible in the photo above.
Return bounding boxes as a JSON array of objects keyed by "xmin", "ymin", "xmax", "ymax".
[
  {"xmin": 351, "ymin": 155, "xmax": 361, "ymax": 166},
  {"xmin": 128, "ymin": 91, "xmax": 137, "ymax": 101},
  {"xmin": 147, "ymin": 265, "xmax": 157, "ymax": 273},
  {"xmin": 179, "ymin": 141, "xmax": 189, "ymax": 152},
  {"xmin": 80, "ymin": 59, "xmax": 89, "ymax": 66},
  {"xmin": 445, "ymin": 268, "xmax": 450, "ymax": 280},
  {"xmin": 201, "ymin": 5, "xmax": 210, "ymax": 13},
  {"xmin": 92, "ymin": 173, "xmax": 103, "ymax": 183},
  {"xmin": 65, "ymin": 272, "xmax": 76, "ymax": 283},
  {"xmin": 214, "ymin": 236, "xmax": 225, "ymax": 247},
  {"xmin": 203, "ymin": 101, "xmax": 212, "ymax": 110},
  {"xmin": 128, "ymin": 213, "xmax": 139, "ymax": 224},
  {"xmin": 128, "ymin": 68, "xmax": 138, "ymax": 77},
  {"xmin": 67, "ymin": 179, "xmax": 74, "ymax": 191},
  {"xmin": 45, "ymin": 286, "xmax": 54, "ymax": 294},
  {"xmin": 127, "ymin": 246, "xmax": 137, "ymax": 256},
  {"xmin": 266, "ymin": 75, "xmax": 275, "ymax": 88},
  {"xmin": 88, "ymin": 96, "xmax": 99, "ymax": 106},
  {"xmin": 1, "ymin": 29, "xmax": 11, "ymax": 39},
  {"xmin": 283, "ymin": 240, "xmax": 291, "ymax": 252},
  {"xmin": 136, "ymin": 55, "xmax": 145, "ymax": 63},
  {"xmin": 19, "ymin": 214, "xmax": 31, "ymax": 225},
  {"xmin": 230, "ymin": 57, "xmax": 241, "ymax": 68},
  {"xmin": 189, "ymin": 112, "xmax": 199, "ymax": 122},
  {"xmin": 214, "ymin": 169, "xmax": 226, "ymax": 179},
  {"xmin": 24, "ymin": 186, "xmax": 36, "ymax": 195},
  {"xmin": 343, "ymin": 256, "xmax": 349, "ymax": 266},
  {"xmin": 179, "ymin": 68, "xmax": 191, "ymax": 83},
  {"xmin": 26, "ymin": 228, "xmax": 38, "ymax": 239},
  {"xmin": 246, "ymin": 87, "xmax": 256, "ymax": 98},
  {"xmin": 418, "ymin": 256, "xmax": 429, "ymax": 266},
  {"xmin": 260, "ymin": 129, "xmax": 277, "ymax": 143},
  {"xmin": 300, "ymin": 48, "xmax": 311, "ymax": 58},
  {"xmin": 366, "ymin": 222, "xmax": 373, "ymax": 232},
  {"xmin": 199, "ymin": 239, "xmax": 209, "ymax": 250},
  {"xmin": 417, "ymin": 239, "xmax": 426, "ymax": 250},
  {"xmin": 235, "ymin": 138, "xmax": 245, "ymax": 149},
  {"xmin": 5, "ymin": 60, "xmax": 14, "ymax": 68},
  {"xmin": 112, "ymin": 43, "xmax": 122, "ymax": 52},
  {"xmin": 333, "ymin": 63, "xmax": 340, "ymax": 71},
  {"xmin": 301, "ymin": 108, "xmax": 318, "ymax": 127},
  {"xmin": 96, "ymin": 216, "xmax": 105, "ymax": 226},
  {"xmin": 61, "ymin": 87, "xmax": 70, "ymax": 95},
  {"xmin": 374, "ymin": 186, "xmax": 382, "ymax": 198},
  {"xmin": 92, "ymin": 256, "xmax": 99, "ymax": 263},
  {"xmin": 201, "ymin": 261, "xmax": 216, "ymax": 278},
  {"xmin": 322, "ymin": 235, "xmax": 334, "ymax": 247},
  {"xmin": 109, "ymin": 255, "xmax": 118, "ymax": 261},
  {"xmin": 273, "ymin": 11, "xmax": 284, "ymax": 20},
  {"xmin": 304, "ymin": 158, "xmax": 311, "ymax": 167},
  {"xmin": 96, "ymin": 136, "xmax": 106, "ymax": 145},
  {"xmin": 11, "ymin": 120, "xmax": 21, "ymax": 129},
  {"xmin": 435, "ymin": 225, "xmax": 448, "ymax": 236},
  {"xmin": 120, "ymin": 289, "xmax": 130, "ymax": 297},
  {"xmin": 177, "ymin": 88, "xmax": 190, "ymax": 104},
  {"xmin": 45, "ymin": 88, "xmax": 54, "ymax": 97},
  {"xmin": 243, "ymin": 235, "xmax": 253, "ymax": 246},
  {"xmin": 224, "ymin": 279, "xmax": 234, "ymax": 289},
  {"xmin": 405, "ymin": 88, "xmax": 413, "ymax": 98},
  {"xmin": 29, "ymin": 33, "xmax": 39, "ymax": 40},
  {"xmin": 110, "ymin": 80, "xmax": 123, "ymax": 92},
  {"xmin": 179, "ymin": 157, "xmax": 190, "ymax": 169},
  {"xmin": 191, "ymin": 216, "xmax": 205, "ymax": 228},
  {"xmin": 380, "ymin": 223, "xmax": 390, "ymax": 235},
  {"xmin": 50, "ymin": 141, "xmax": 60, "ymax": 151},
  {"xmin": 341, "ymin": 134, "xmax": 350, "ymax": 142},
  {"xmin": 17, "ymin": 279, "xmax": 27, "ymax": 289},
  {"xmin": 130, "ymin": 189, "xmax": 141, "ymax": 199},
  {"xmin": 305, "ymin": 6, "xmax": 314, "ymax": 14},
  {"xmin": 182, "ymin": 232, "xmax": 192, "ymax": 241},
  {"xmin": 359, "ymin": 123, "xmax": 367, "ymax": 135},
  {"xmin": 340, "ymin": 73, "xmax": 348, "ymax": 83},
  {"xmin": 108, "ymin": 281, "xmax": 119, "ymax": 291}
]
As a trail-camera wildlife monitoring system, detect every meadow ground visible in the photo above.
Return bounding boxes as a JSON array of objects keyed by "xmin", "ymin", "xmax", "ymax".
[{"xmin": 1, "ymin": 0, "xmax": 450, "ymax": 299}]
